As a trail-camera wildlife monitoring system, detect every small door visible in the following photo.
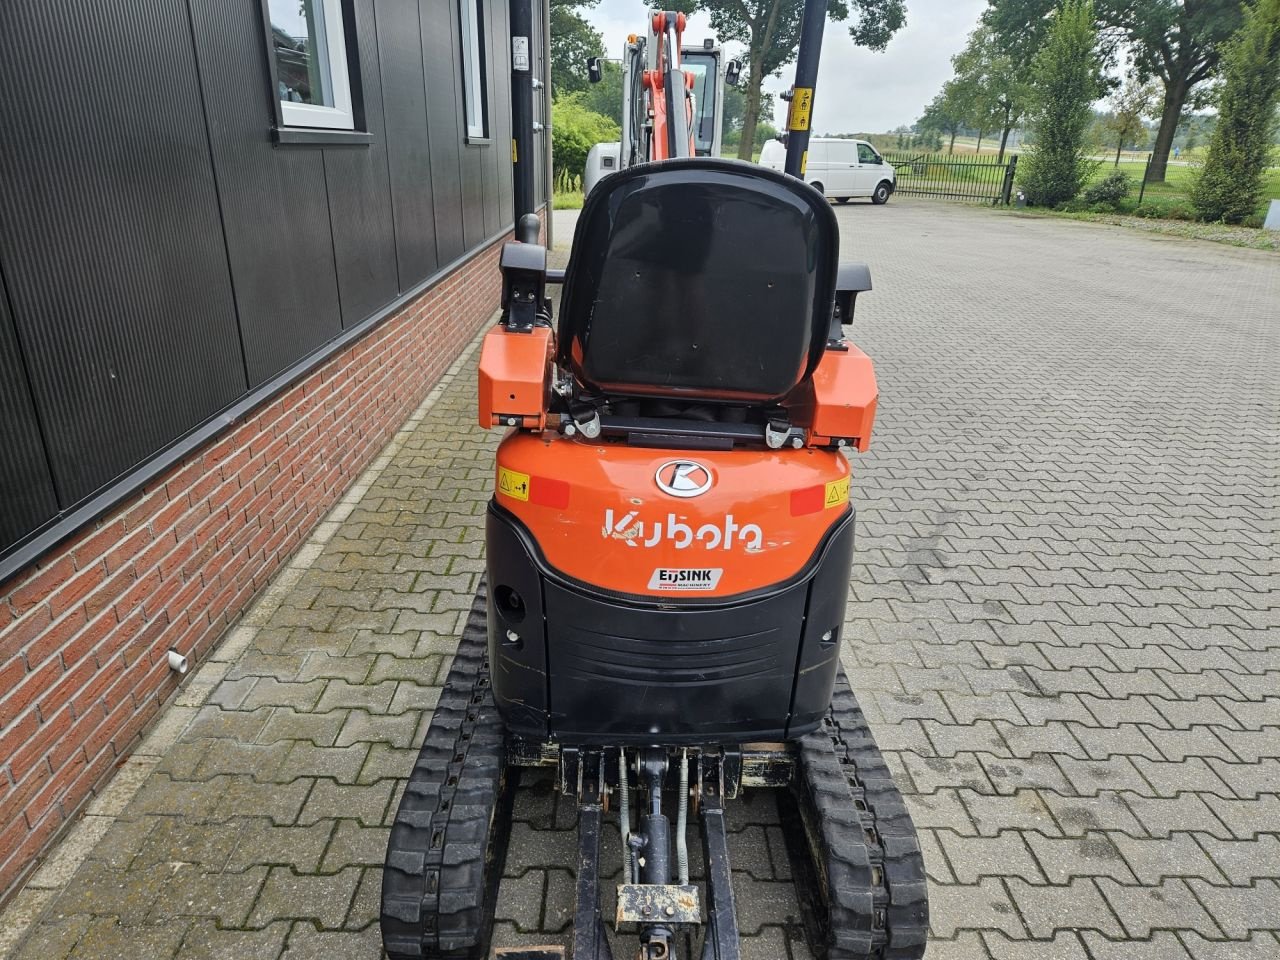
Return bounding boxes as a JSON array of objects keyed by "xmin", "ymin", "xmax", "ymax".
[{"xmin": 855, "ymin": 142, "xmax": 883, "ymax": 195}]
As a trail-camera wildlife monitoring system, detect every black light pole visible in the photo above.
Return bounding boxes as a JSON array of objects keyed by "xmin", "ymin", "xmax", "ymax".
[
  {"xmin": 510, "ymin": 0, "xmax": 537, "ymax": 233},
  {"xmin": 783, "ymin": 0, "xmax": 829, "ymax": 179}
]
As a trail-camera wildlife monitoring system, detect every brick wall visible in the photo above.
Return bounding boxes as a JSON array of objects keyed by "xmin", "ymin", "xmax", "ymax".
[{"xmin": 0, "ymin": 231, "xmax": 511, "ymax": 901}]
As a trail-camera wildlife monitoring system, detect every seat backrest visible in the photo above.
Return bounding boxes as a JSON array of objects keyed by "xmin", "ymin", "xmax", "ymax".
[{"xmin": 557, "ymin": 158, "xmax": 839, "ymax": 404}]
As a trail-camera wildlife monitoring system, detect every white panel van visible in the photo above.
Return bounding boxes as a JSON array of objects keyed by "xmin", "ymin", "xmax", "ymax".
[{"xmin": 758, "ymin": 138, "xmax": 896, "ymax": 204}]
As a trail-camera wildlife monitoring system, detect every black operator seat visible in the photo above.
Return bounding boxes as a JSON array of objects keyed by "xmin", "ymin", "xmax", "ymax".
[{"xmin": 557, "ymin": 158, "xmax": 840, "ymax": 406}]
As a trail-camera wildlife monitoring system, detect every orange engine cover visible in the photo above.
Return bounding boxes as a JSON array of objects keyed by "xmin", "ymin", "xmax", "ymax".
[{"xmin": 493, "ymin": 431, "xmax": 853, "ymax": 598}]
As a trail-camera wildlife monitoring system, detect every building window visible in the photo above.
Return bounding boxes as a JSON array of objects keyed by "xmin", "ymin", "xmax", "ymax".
[
  {"xmin": 460, "ymin": 0, "xmax": 488, "ymax": 140},
  {"xmin": 266, "ymin": 0, "xmax": 354, "ymax": 130}
]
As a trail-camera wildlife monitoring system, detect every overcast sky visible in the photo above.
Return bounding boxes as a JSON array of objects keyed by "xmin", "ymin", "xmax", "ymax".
[{"xmin": 585, "ymin": 0, "xmax": 988, "ymax": 132}]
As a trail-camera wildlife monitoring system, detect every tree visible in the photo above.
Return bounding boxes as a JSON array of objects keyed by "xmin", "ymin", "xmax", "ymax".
[
  {"xmin": 551, "ymin": 95, "xmax": 620, "ymax": 189},
  {"xmin": 1104, "ymin": 75, "xmax": 1157, "ymax": 164},
  {"xmin": 579, "ymin": 58, "xmax": 624, "ymax": 126},
  {"xmin": 550, "ymin": 0, "xmax": 606, "ymax": 97},
  {"xmin": 985, "ymin": 0, "xmax": 1247, "ymax": 182},
  {"xmin": 1191, "ymin": 0, "xmax": 1280, "ymax": 223},
  {"xmin": 1018, "ymin": 0, "xmax": 1104, "ymax": 206},
  {"xmin": 919, "ymin": 83, "xmax": 969, "ymax": 153},
  {"xmin": 949, "ymin": 25, "xmax": 1030, "ymax": 162},
  {"xmin": 679, "ymin": 0, "xmax": 907, "ymax": 160}
]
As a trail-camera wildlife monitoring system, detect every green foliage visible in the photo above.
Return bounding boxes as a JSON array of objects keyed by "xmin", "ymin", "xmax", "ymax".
[
  {"xmin": 684, "ymin": 0, "xmax": 907, "ymax": 159},
  {"xmin": 577, "ymin": 58, "xmax": 624, "ymax": 126},
  {"xmin": 984, "ymin": 0, "xmax": 1246, "ymax": 180},
  {"xmin": 1103, "ymin": 76, "xmax": 1157, "ymax": 161},
  {"xmin": 947, "ymin": 24, "xmax": 1030, "ymax": 158},
  {"xmin": 919, "ymin": 84, "xmax": 969, "ymax": 152},
  {"xmin": 550, "ymin": 0, "xmax": 605, "ymax": 97},
  {"xmin": 1018, "ymin": 0, "xmax": 1104, "ymax": 207},
  {"xmin": 550, "ymin": 95, "xmax": 620, "ymax": 191},
  {"xmin": 1191, "ymin": 0, "xmax": 1280, "ymax": 224},
  {"xmin": 1083, "ymin": 171, "xmax": 1132, "ymax": 206}
]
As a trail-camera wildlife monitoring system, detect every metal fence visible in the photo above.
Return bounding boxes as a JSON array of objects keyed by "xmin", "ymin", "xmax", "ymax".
[{"xmin": 884, "ymin": 152, "xmax": 1018, "ymax": 204}]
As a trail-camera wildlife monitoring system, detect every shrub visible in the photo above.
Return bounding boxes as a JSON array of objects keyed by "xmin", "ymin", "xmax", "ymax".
[
  {"xmin": 551, "ymin": 95, "xmax": 620, "ymax": 192},
  {"xmin": 1191, "ymin": 0, "xmax": 1280, "ymax": 223},
  {"xmin": 1018, "ymin": 0, "xmax": 1104, "ymax": 207},
  {"xmin": 1083, "ymin": 171, "xmax": 1133, "ymax": 206}
]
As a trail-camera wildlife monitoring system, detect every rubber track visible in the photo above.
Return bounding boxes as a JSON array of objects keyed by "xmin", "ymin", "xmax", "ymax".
[
  {"xmin": 792, "ymin": 665, "xmax": 929, "ymax": 959},
  {"xmin": 381, "ymin": 581, "xmax": 512, "ymax": 960}
]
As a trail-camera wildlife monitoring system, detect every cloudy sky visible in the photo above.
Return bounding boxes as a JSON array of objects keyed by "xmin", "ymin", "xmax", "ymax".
[{"xmin": 584, "ymin": 0, "xmax": 988, "ymax": 133}]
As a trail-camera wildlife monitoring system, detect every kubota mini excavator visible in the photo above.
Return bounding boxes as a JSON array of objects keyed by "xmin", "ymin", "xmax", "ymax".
[
  {"xmin": 381, "ymin": 4, "xmax": 929, "ymax": 959},
  {"xmin": 582, "ymin": 12, "xmax": 741, "ymax": 196}
]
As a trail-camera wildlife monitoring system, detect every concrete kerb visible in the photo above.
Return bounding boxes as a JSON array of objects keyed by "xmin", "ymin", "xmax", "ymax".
[{"xmin": 0, "ymin": 317, "xmax": 495, "ymax": 958}]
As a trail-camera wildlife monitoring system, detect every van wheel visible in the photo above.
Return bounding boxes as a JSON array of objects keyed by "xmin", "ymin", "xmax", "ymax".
[
  {"xmin": 808, "ymin": 181, "xmax": 825, "ymax": 198},
  {"xmin": 872, "ymin": 181, "xmax": 892, "ymax": 205},
  {"xmin": 836, "ymin": 197, "xmax": 850, "ymax": 204}
]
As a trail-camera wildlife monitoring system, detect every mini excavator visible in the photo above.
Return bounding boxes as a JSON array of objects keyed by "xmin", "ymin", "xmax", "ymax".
[
  {"xmin": 582, "ymin": 12, "xmax": 741, "ymax": 196},
  {"xmin": 381, "ymin": 4, "xmax": 929, "ymax": 959}
]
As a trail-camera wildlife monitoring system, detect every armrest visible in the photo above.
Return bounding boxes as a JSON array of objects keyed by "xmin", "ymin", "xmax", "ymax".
[{"xmin": 830, "ymin": 262, "xmax": 872, "ymax": 343}]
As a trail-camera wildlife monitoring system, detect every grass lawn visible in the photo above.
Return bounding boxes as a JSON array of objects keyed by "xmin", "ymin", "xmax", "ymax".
[{"xmin": 1071, "ymin": 159, "xmax": 1280, "ymax": 224}]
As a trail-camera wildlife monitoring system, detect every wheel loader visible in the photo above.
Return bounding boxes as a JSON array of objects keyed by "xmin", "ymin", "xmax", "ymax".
[{"xmin": 380, "ymin": 5, "xmax": 929, "ymax": 959}]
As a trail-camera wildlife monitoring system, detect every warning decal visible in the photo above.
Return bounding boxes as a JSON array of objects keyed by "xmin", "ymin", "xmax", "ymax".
[
  {"xmin": 498, "ymin": 466, "xmax": 530, "ymax": 501},
  {"xmin": 824, "ymin": 477, "xmax": 850, "ymax": 509},
  {"xmin": 789, "ymin": 87, "xmax": 814, "ymax": 131}
]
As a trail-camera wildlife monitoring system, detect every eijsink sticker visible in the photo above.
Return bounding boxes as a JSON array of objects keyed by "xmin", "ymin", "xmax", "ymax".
[{"xmin": 648, "ymin": 568, "xmax": 723, "ymax": 591}]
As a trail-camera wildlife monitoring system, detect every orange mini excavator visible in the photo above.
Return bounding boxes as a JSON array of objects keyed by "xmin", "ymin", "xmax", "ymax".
[{"xmin": 381, "ymin": 7, "xmax": 928, "ymax": 960}]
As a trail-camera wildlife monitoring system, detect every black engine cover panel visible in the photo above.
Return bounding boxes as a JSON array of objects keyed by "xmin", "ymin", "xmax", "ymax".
[{"xmin": 486, "ymin": 502, "xmax": 854, "ymax": 745}]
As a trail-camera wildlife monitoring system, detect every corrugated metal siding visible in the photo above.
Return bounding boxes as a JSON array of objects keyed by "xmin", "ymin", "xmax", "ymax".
[
  {"xmin": 455, "ymin": 0, "xmax": 488, "ymax": 252},
  {"xmin": 325, "ymin": 0, "xmax": 399, "ymax": 325},
  {"xmin": 422, "ymin": 0, "xmax": 467, "ymax": 267},
  {"xmin": 379, "ymin": 0, "xmax": 439, "ymax": 289},
  {"xmin": 0, "ymin": 0, "xmax": 526, "ymax": 566},
  {"xmin": 0, "ymin": 281, "xmax": 58, "ymax": 546},
  {"xmin": 496, "ymin": 1, "xmax": 516, "ymax": 222},
  {"xmin": 0, "ymin": 0, "xmax": 247, "ymax": 506},
  {"xmin": 187, "ymin": 0, "xmax": 343, "ymax": 386}
]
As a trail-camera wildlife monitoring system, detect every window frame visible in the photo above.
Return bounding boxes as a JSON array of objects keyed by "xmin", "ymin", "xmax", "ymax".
[
  {"xmin": 459, "ymin": 0, "xmax": 490, "ymax": 143},
  {"xmin": 261, "ymin": 0, "xmax": 363, "ymax": 137}
]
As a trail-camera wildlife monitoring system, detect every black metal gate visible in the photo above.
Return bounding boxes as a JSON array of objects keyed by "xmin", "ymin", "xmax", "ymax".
[{"xmin": 884, "ymin": 152, "xmax": 1018, "ymax": 204}]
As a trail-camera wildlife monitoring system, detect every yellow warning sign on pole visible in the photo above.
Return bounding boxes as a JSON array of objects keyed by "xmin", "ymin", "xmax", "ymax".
[
  {"xmin": 498, "ymin": 466, "xmax": 530, "ymax": 501},
  {"xmin": 789, "ymin": 87, "xmax": 814, "ymax": 131},
  {"xmin": 824, "ymin": 476, "xmax": 849, "ymax": 508}
]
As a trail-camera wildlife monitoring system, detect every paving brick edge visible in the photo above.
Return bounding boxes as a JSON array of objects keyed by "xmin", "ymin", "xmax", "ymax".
[{"xmin": 0, "ymin": 322, "xmax": 492, "ymax": 959}]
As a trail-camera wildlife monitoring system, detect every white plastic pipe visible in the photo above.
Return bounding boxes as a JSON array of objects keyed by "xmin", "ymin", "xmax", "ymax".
[{"xmin": 167, "ymin": 649, "xmax": 189, "ymax": 675}]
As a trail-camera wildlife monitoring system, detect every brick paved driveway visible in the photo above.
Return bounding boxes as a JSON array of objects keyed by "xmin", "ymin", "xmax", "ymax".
[{"xmin": 3, "ymin": 201, "xmax": 1276, "ymax": 959}]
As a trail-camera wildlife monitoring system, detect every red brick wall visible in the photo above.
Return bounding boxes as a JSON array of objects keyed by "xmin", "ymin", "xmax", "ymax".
[{"xmin": 0, "ymin": 232, "xmax": 510, "ymax": 901}]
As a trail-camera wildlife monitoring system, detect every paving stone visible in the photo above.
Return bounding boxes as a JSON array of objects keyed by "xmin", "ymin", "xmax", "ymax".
[
  {"xmin": 1095, "ymin": 878, "xmax": 1225, "ymax": 940},
  {"xmin": 248, "ymin": 866, "xmax": 362, "ymax": 929},
  {"xmin": 224, "ymin": 820, "xmax": 334, "ymax": 873},
  {"xmin": 67, "ymin": 916, "xmax": 189, "ymax": 960},
  {"xmin": 937, "ymin": 831, "xmax": 1046, "ymax": 883},
  {"xmin": 1004, "ymin": 877, "xmax": 1124, "ymax": 939},
  {"xmin": 176, "ymin": 920, "xmax": 291, "ymax": 959}
]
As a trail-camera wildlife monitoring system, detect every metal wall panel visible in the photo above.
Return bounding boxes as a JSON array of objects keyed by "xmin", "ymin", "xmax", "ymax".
[
  {"xmin": 495, "ymin": 1, "xmax": 516, "ymax": 225},
  {"xmin": 379, "ymin": 0, "xmax": 439, "ymax": 288},
  {"xmin": 422, "ymin": 0, "xmax": 467, "ymax": 267},
  {"xmin": 454, "ymin": 0, "xmax": 488, "ymax": 251},
  {"xmin": 188, "ymin": 0, "xmax": 343, "ymax": 386},
  {"xmin": 324, "ymin": 0, "xmax": 399, "ymax": 324},
  {"xmin": 481, "ymin": 0, "xmax": 502, "ymax": 238},
  {"xmin": 0, "ymin": 0, "xmax": 246, "ymax": 506},
  {"xmin": 0, "ymin": 280, "xmax": 58, "ymax": 550}
]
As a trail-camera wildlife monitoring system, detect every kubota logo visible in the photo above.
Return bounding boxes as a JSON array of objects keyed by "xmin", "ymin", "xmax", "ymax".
[
  {"xmin": 655, "ymin": 460, "xmax": 713, "ymax": 498},
  {"xmin": 603, "ymin": 509, "xmax": 763, "ymax": 551}
]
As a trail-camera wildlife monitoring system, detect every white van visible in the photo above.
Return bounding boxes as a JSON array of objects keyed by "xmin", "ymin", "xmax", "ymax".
[{"xmin": 758, "ymin": 137, "xmax": 895, "ymax": 204}]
